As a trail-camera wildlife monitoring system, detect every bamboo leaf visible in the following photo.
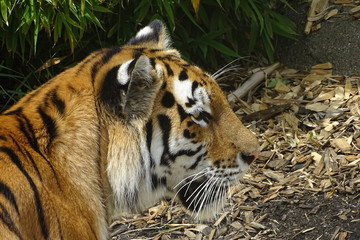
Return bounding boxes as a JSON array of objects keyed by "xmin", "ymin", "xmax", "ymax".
[
  {"xmin": 205, "ymin": 39, "xmax": 241, "ymax": 58},
  {"xmin": 162, "ymin": 0, "xmax": 175, "ymax": 30},
  {"xmin": 1, "ymin": 0, "xmax": 8, "ymax": 25},
  {"xmin": 91, "ymin": 5, "xmax": 112, "ymax": 13}
]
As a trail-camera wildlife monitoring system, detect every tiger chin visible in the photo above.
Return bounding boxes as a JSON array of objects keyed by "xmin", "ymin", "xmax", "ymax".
[{"xmin": 0, "ymin": 20, "xmax": 259, "ymax": 239}]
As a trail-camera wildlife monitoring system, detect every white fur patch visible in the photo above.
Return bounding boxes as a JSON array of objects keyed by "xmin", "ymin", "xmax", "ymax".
[
  {"xmin": 173, "ymin": 78, "xmax": 212, "ymax": 117},
  {"xmin": 135, "ymin": 26, "xmax": 153, "ymax": 39},
  {"xmin": 117, "ymin": 59, "xmax": 133, "ymax": 85},
  {"xmin": 173, "ymin": 79, "xmax": 193, "ymax": 106}
]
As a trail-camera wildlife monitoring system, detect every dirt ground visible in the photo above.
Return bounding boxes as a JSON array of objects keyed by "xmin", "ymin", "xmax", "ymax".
[{"xmin": 258, "ymin": 193, "xmax": 360, "ymax": 240}]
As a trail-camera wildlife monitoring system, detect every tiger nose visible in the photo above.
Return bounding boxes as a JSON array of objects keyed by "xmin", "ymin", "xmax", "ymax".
[{"xmin": 240, "ymin": 151, "xmax": 260, "ymax": 165}]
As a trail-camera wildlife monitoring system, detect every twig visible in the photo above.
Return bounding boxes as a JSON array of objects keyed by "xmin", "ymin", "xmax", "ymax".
[{"xmin": 227, "ymin": 62, "xmax": 280, "ymax": 103}]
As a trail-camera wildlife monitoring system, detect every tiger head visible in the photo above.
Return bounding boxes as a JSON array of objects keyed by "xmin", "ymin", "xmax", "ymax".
[{"xmin": 101, "ymin": 20, "xmax": 259, "ymax": 221}]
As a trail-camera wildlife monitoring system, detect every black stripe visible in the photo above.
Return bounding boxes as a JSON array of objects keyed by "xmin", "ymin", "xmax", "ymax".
[
  {"xmin": 145, "ymin": 120, "xmax": 155, "ymax": 168},
  {"xmin": 37, "ymin": 106, "xmax": 57, "ymax": 147},
  {"xmin": 50, "ymin": 89, "xmax": 65, "ymax": 115},
  {"xmin": 145, "ymin": 120, "xmax": 153, "ymax": 154},
  {"xmin": 158, "ymin": 115, "xmax": 171, "ymax": 152},
  {"xmin": 173, "ymin": 145, "xmax": 202, "ymax": 159},
  {"xmin": 2, "ymin": 107, "xmax": 22, "ymax": 116},
  {"xmin": 194, "ymin": 111, "xmax": 212, "ymax": 123},
  {"xmin": 189, "ymin": 152, "xmax": 205, "ymax": 170},
  {"xmin": 0, "ymin": 203, "xmax": 23, "ymax": 240},
  {"xmin": 16, "ymin": 114, "xmax": 62, "ymax": 189},
  {"xmin": 161, "ymin": 91, "xmax": 175, "ymax": 108},
  {"xmin": 0, "ymin": 136, "xmax": 7, "ymax": 141},
  {"xmin": 149, "ymin": 49, "xmax": 162, "ymax": 53},
  {"xmin": 179, "ymin": 70, "xmax": 188, "ymax": 81},
  {"xmin": 151, "ymin": 174, "xmax": 166, "ymax": 190},
  {"xmin": 191, "ymin": 81, "xmax": 199, "ymax": 95},
  {"xmin": 158, "ymin": 115, "xmax": 171, "ymax": 166},
  {"xmin": 17, "ymin": 114, "xmax": 40, "ymax": 153},
  {"xmin": 164, "ymin": 63, "xmax": 174, "ymax": 76},
  {"xmin": 185, "ymin": 98, "xmax": 196, "ymax": 108},
  {"xmin": 0, "ymin": 181, "xmax": 20, "ymax": 215},
  {"xmin": 75, "ymin": 50, "xmax": 103, "ymax": 76},
  {"xmin": 177, "ymin": 104, "xmax": 188, "ymax": 122},
  {"xmin": 8, "ymin": 135, "xmax": 43, "ymax": 182},
  {"xmin": 23, "ymin": 149, "xmax": 43, "ymax": 182},
  {"xmin": 91, "ymin": 47, "xmax": 121, "ymax": 82},
  {"xmin": 0, "ymin": 147, "xmax": 48, "ymax": 239},
  {"xmin": 101, "ymin": 47, "xmax": 122, "ymax": 66},
  {"xmin": 100, "ymin": 65, "xmax": 123, "ymax": 115}
]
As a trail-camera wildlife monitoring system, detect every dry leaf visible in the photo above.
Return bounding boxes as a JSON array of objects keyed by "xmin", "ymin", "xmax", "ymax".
[
  {"xmin": 313, "ymin": 89, "xmax": 335, "ymax": 102},
  {"xmin": 349, "ymin": 5, "xmax": 360, "ymax": 14},
  {"xmin": 275, "ymin": 81, "xmax": 291, "ymax": 93},
  {"xmin": 306, "ymin": 102, "xmax": 329, "ymax": 112},
  {"xmin": 331, "ymin": 138, "xmax": 352, "ymax": 153}
]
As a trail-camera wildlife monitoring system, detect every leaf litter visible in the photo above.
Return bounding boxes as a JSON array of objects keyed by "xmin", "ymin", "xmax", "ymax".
[{"xmin": 111, "ymin": 62, "xmax": 359, "ymax": 240}]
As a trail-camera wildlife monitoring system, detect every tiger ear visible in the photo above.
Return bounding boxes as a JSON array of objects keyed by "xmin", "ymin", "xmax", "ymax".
[
  {"xmin": 127, "ymin": 20, "xmax": 171, "ymax": 49},
  {"xmin": 119, "ymin": 55, "xmax": 163, "ymax": 120}
]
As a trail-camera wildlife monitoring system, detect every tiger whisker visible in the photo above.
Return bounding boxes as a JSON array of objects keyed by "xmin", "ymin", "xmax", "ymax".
[
  {"xmin": 193, "ymin": 177, "xmax": 219, "ymax": 218},
  {"xmin": 186, "ymin": 174, "xmax": 215, "ymax": 204},
  {"xmin": 171, "ymin": 169, "xmax": 209, "ymax": 206},
  {"xmin": 173, "ymin": 168, "xmax": 208, "ymax": 189},
  {"xmin": 211, "ymin": 58, "xmax": 242, "ymax": 80}
]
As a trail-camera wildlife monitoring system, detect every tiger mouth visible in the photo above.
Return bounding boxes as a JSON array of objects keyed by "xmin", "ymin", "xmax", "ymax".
[{"xmin": 177, "ymin": 176, "xmax": 230, "ymax": 213}]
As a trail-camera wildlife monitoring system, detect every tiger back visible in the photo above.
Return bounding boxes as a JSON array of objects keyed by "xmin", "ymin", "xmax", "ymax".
[{"xmin": 0, "ymin": 20, "xmax": 259, "ymax": 240}]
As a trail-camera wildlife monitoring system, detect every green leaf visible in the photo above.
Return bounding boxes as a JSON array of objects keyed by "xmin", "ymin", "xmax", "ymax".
[
  {"xmin": 81, "ymin": 0, "xmax": 85, "ymax": 15},
  {"xmin": 205, "ymin": 39, "xmax": 241, "ymax": 58},
  {"xmin": 91, "ymin": 5, "xmax": 112, "ymax": 13},
  {"xmin": 1, "ymin": 0, "xmax": 8, "ymax": 25},
  {"xmin": 54, "ymin": 14, "xmax": 63, "ymax": 42},
  {"xmin": 162, "ymin": 0, "xmax": 175, "ymax": 30},
  {"xmin": 62, "ymin": 12, "xmax": 82, "ymax": 29},
  {"xmin": 33, "ymin": 14, "xmax": 39, "ymax": 54},
  {"xmin": 84, "ymin": 10, "xmax": 104, "ymax": 29},
  {"xmin": 248, "ymin": 0, "xmax": 264, "ymax": 32}
]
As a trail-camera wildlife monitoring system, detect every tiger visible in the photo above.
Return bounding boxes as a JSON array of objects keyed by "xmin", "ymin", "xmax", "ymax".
[{"xmin": 0, "ymin": 20, "xmax": 259, "ymax": 239}]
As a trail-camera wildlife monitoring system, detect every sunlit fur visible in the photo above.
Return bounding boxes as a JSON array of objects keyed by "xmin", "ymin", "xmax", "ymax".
[{"xmin": 0, "ymin": 20, "xmax": 259, "ymax": 240}]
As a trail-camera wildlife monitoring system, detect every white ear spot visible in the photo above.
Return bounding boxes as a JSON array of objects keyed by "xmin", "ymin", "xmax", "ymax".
[
  {"xmin": 136, "ymin": 26, "xmax": 153, "ymax": 39},
  {"xmin": 117, "ymin": 59, "xmax": 133, "ymax": 85}
]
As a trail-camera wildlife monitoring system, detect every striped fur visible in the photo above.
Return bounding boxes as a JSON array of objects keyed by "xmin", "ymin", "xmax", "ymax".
[{"xmin": 0, "ymin": 20, "xmax": 259, "ymax": 239}]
